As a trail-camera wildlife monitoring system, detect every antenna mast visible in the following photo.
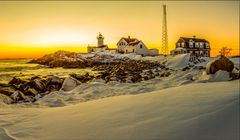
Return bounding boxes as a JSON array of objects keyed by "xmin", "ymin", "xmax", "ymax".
[{"xmin": 162, "ymin": 5, "xmax": 168, "ymax": 55}]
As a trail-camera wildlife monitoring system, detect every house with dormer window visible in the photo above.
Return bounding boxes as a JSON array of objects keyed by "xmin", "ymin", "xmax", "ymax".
[
  {"xmin": 171, "ymin": 36, "xmax": 210, "ymax": 57},
  {"xmin": 117, "ymin": 36, "xmax": 158, "ymax": 56}
]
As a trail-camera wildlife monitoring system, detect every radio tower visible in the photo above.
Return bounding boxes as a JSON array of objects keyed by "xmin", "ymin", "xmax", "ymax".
[{"xmin": 162, "ymin": 5, "xmax": 168, "ymax": 56}]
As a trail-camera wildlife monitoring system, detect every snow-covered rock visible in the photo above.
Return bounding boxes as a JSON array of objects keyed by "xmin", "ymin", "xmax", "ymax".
[
  {"xmin": 198, "ymin": 70, "xmax": 231, "ymax": 82},
  {"xmin": 60, "ymin": 77, "xmax": 81, "ymax": 91},
  {"xmin": 166, "ymin": 54, "xmax": 191, "ymax": 69}
]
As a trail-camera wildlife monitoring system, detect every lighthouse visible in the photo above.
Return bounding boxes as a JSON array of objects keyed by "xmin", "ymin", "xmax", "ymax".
[{"xmin": 97, "ymin": 32, "xmax": 104, "ymax": 47}]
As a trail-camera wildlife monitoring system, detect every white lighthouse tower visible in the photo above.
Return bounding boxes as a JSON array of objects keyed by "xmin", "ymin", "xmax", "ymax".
[{"xmin": 97, "ymin": 32, "xmax": 104, "ymax": 47}]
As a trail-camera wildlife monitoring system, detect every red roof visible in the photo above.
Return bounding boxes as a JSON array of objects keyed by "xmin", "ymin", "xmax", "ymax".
[
  {"xmin": 122, "ymin": 37, "xmax": 139, "ymax": 44},
  {"xmin": 128, "ymin": 40, "xmax": 140, "ymax": 46}
]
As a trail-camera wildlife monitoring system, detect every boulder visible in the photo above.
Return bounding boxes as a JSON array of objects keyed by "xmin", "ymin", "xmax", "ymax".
[
  {"xmin": 8, "ymin": 77, "xmax": 22, "ymax": 85},
  {"xmin": 31, "ymin": 78, "xmax": 46, "ymax": 91},
  {"xmin": 24, "ymin": 88, "xmax": 38, "ymax": 96},
  {"xmin": 71, "ymin": 73, "xmax": 95, "ymax": 83},
  {"xmin": 47, "ymin": 85, "xmax": 59, "ymax": 92},
  {"xmin": 60, "ymin": 77, "xmax": 81, "ymax": 91},
  {"xmin": 0, "ymin": 87, "xmax": 15, "ymax": 96},
  {"xmin": 230, "ymin": 68, "xmax": 240, "ymax": 80},
  {"xmin": 0, "ymin": 94, "xmax": 13, "ymax": 104},
  {"xmin": 11, "ymin": 90, "xmax": 27, "ymax": 102},
  {"xmin": 19, "ymin": 84, "xmax": 30, "ymax": 91},
  {"xmin": 46, "ymin": 76, "xmax": 64, "ymax": 91},
  {"xmin": 206, "ymin": 55, "xmax": 234, "ymax": 74}
]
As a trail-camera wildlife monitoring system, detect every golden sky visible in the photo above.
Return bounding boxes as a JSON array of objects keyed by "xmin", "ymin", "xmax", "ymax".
[{"xmin": 0, "ymin": 1, "xmax": 239, "ymax": 58}]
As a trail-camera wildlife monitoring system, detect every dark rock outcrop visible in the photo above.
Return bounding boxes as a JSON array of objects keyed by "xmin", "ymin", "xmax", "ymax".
[{"xmin": 206, "ymin": 55, "xmax": 234, "ymax": 74}]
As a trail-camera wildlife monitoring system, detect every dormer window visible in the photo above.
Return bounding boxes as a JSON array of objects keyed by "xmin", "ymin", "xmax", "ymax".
[
  {"xmin": 181, "ymin": 42, "xmax": 185, "ymax": 47},
  {"xmin": 177, "ymin": 43, "xmax": 181, "ymax": 47},
  {"xmin": 205, "ymin": 42, "xmax": 209, "ymax": 48}
]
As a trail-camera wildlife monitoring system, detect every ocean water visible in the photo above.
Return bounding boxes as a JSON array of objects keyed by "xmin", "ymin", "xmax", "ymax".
[{"xmin": 0, "ymin": 58, "xmax": 96, "ymax": 84}]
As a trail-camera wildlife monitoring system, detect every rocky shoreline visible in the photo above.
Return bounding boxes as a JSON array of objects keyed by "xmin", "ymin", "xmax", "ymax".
[
  {"xmin": 0, "ymin": 59, "xmax": 174, "ymax": 104},
  {"xmin": 1, "ymin": 51, "xmax": 239, "ymax": 105}
]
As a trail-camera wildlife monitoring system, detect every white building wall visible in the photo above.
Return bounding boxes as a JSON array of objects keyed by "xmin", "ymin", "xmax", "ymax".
[
  {"xmin": 123, "ymin": 46, "xmax": 135, "ymax": 53},
  {"xmin": 117, "ymin": 39, "xmax": 128, "ymax": 53},
  {"xmin": 98, "ymin": 38, "xmax": 104, "ymax": 47},
  {"xmin": 135, "ymin": 42, "xmax": 148, "ymax": 56}
]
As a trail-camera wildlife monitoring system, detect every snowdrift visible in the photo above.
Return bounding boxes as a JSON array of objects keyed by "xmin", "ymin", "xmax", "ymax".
[{"xmin": 0, "ymin": 80, "xmax": 239, "ymax": 140}]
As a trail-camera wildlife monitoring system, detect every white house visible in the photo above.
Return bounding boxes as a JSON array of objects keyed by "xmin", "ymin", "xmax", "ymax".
[
  {"xmin": 87, "ymin": 33, "xmax": 117, "ymax": 53},
  {"xmin": 117, "ymin": 36, "xmax": 159, "ymax": 56}
]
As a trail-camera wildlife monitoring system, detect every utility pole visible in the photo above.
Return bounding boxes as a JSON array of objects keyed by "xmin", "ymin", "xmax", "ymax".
[{"xmin": 162, "ymin": 5, "xmax": 168, "ymax": 56}]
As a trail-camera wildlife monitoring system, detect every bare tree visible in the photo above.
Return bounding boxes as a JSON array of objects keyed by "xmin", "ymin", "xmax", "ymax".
[{"xmin": 219, "ymin": 46, "xmax": 232, "ymax": 56}]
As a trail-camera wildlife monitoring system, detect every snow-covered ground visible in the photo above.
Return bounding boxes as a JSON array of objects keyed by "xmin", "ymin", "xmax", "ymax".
[
  {"xmin": 0, "ymin": 80, "xmax": 239, "ymax": 140},
  {"xmin": 0, "ymin": 54, "xmax": 239, "ymax": 140}
]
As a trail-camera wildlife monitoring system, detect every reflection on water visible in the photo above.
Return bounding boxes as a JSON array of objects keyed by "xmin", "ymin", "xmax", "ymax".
[{"xmin": 0, "ymin": 59, "xmax": 97, "ymax": 84}]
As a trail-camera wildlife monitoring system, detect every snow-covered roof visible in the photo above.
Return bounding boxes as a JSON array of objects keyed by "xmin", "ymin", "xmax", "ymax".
[
  {"xmin": 180, "ymin": 37, "xmax": 209, "ymax": 43},
  {"xmin": 122, "ymin": 37, "xmax": 138, "ymax": 44},
  {"xmin": 117, "ymin": 36, "xmax": 139, "ymax": 45}
]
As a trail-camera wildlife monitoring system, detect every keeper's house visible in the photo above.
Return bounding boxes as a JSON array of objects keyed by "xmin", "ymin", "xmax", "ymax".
[
  {"xmin": 117, "ymin": 36, "xmax": 158, "ymax": 56},
  {"xmin": 171, "ymin": 36, "xmax": 210, "ymax": 57}
]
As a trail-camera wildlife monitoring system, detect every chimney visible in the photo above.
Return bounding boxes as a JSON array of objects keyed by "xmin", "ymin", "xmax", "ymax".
[
  {"xmin": 193, "ymin": 35, "xmax": 196, "ymax": 38},
  {"xmin": 128, "ymin": 36, "xmax": 130, "ymax": 39}
]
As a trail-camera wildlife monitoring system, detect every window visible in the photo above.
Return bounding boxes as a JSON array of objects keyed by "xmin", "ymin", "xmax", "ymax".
[
  {"xmin": 189, "ymin": 42, "xmax": 193, "ymax": 48},
  {"xmin": 133, "ymin": 49, "xmax": 135, "ymax": 52},
  {"xmin": 140, "ymin": 44, "xmax": 143, "ymax": 48},
  {"xmin": 195, "ymin": 43, "xmax": 199, "ymax": 48},
  {"xmin": 189, "ymin": 51, "xmax": 193, "ymax": 54},
  {"xmin": 205, "ymin": 43, "xmax": 209, "ymax": 48},
  {"xmin": 178, "ymin": 43, "xmax": 181, "ymax": 47},
  {"xmin": 200, "ymin": 42, "xmax": 204, "ymax": 48},
  {"xmin": 181, "ymin": 42, "xmax": 185, "ymax": 47}
]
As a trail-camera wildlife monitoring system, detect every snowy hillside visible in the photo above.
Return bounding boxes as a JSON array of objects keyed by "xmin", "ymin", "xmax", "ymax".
[
  {"xmin": 0, "ymin": 80, "xmax": 239, "ymax": 140},
  {"xmin": 0, "ymin": 52, "xmax": 239, "ymax": 140}
]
